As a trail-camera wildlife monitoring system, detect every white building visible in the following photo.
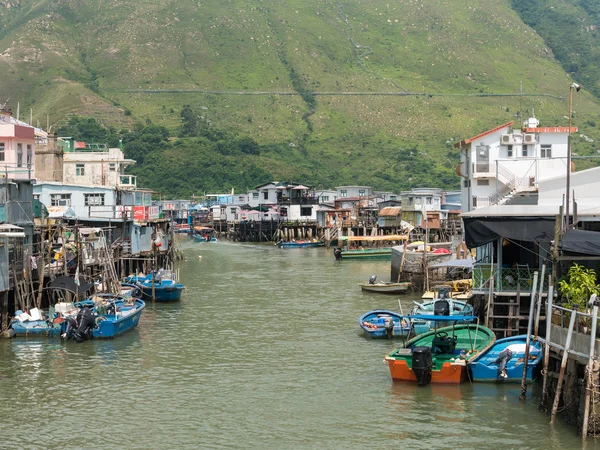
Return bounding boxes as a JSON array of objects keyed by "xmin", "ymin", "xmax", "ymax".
[
  {"xmin": 62, "ymin": 142, "xmax": 136, "ymax": 188},
  {"xmin": 34, "ymin": 182, "xmax": 117, "ymax": 219},
  {"xmin": 455, "ymin": 117, "xmax": 575, "ymax": 213}
]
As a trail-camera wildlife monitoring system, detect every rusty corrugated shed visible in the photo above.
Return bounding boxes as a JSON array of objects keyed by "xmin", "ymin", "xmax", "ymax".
[{"xmin": 379, "ymin": 207, "xmax": 402, "ymax": 217}]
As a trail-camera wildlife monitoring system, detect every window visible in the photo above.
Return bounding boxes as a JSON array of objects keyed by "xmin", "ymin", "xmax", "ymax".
[
  {"xmin": 230, "ymin": 207, "xmax": 236, "ymax": 214},
  {"xmin": 26, "ymin": 145, "xmax": 32, "ymax": 167},
  {"xmin": 426, "ymin": 197, "xmax": 432, "ymax": 205},
  {"xmin": 33, "ymin": 194, "xmax": 40, "ymax": 201},
  {"xmin": 408, "ymin": 197, "xmax": 413, "ymax": 205},
  {"xmin": 76, "ymin": 164, "xmax": 85, "ymax": 176},
  {"xmin": 50, "ymin": 194, "xmax": 71, "ymax": 206},
  {"xmin": 415, "ymin": 197, "xmax": 422, "ymax": 205},
  {"xmin": 507, "ymin": 145, "xmax": 513, "ymax": 158},
  {"xmin": 321, "ymin": 195, "xmax": 329, "ymax": 202},
  {"xmin": 463, "ymin": 180, "xmax": 470, "ymax": 188},
  {"xmin": 17, "ymin": 143, "xmax": 23, "ymax": 167},
  {"xmin": 263, "ymin": 191, "xmax": 268, "ymax": 200},
  {"xmin": 109, "ymin": 163, "xmax": 117, "ymax": 171},
  {"xmin": 84, "ymin": 193, "xmax": 105, "ymax": 206},
  {"xmin": 0, "ymin": 142, "xmax": 4, "ymax": 162},
  {"xmin": 358, "ymin": 190, "xmax": 365, "ymax": 197},
  {"xmin": 541, "ymin": 145, "xmax": 552, "ymax": 158},
  {"xmin": 252, "ymin": 192, "xmax": 259, "ymax": 199},
  {"xmin": 477, "ymin": 179, "xmax": 490, "ymax": 186},
  {"xmin": 340, "ymin": 190, "xmax": 347, "ymax": 198},
  {"xmin": 522, "ymin": 145, "xmax": 528, "ymax": 157},
  {"xmin": 300, "ymin": 206, "xmax": 312, "ymax": 216}
]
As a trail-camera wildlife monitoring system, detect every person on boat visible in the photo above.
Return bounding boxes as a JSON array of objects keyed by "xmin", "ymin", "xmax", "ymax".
[{"xmin": 494, "ymin": 348, "xmax": 513, "ymax": 379}]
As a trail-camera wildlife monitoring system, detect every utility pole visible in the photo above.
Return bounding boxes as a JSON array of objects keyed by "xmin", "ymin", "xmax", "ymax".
[{"xmin": 565, "ymin": 82, "xmax": 581, "ymax": 231}]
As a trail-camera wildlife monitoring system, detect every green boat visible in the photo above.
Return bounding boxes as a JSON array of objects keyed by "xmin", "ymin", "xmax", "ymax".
[
  {"xmin": 341, "ymin": 247, "xmax": 392, "ymax": 260},
  {"xmin": 338, "ymin": 234, "xmax": 407, "ymax": 260},
  {"xmin": 384, "ymin": 316, "xmax": 496, "ymax": 386}
]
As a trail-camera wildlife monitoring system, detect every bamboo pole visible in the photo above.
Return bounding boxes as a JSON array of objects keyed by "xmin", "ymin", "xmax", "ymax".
[
  {"xmin": 520, "ymin": 270, "xmax": 539, "ymax": 400},
  {"xmin": 582, "ymin": 295, "xmax": 599, "ymax": 438},
  {"xmin": 550, "ymin": 305, "xmax": 578, "ymax": 424},
  {"xmin": 540, "ymin": 282, "xmax": 554, "ymax": 411}
]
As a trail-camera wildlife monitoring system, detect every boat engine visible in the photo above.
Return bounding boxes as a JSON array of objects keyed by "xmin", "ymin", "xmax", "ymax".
[
  {"xmin": 383, "ymin": 316, "xmax": 394, "ymax": 339},
  {"xmin": 412, "ymin": 346, "xmax": 433, "ymax": 386},
  {"xmin": 434, "ymin": 299, "xmax": 450, "ymax": 316},
  {"xmin": 72, "ymin": 307, "xmax": 95, "ymax": 343},
  {"xmin": 368, "ymin": 274, "xmax": 377, "ymax": 285},
  {"xmin": 334, "ymin": 247, "xmax": 342, "ymax": 260}
]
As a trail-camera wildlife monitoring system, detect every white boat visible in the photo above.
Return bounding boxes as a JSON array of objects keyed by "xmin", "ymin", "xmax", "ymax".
[{"xmin": 359, "ymin": 281, "xmax": 411, "ymax": 294}]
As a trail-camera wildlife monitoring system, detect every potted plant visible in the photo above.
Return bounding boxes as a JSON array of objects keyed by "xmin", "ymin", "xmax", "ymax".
[{"xmin": 558, "ymin": 263, "xmax": 599, "ymax": 329}]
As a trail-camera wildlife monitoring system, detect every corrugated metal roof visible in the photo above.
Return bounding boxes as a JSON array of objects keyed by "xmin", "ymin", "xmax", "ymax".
[{"xmin": 379, "ymin": 207, "xmax": 402, "ymax": 216}]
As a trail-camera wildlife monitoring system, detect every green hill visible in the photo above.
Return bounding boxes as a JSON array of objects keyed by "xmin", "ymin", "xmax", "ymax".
[{"xmin": 2, "ymin": 0, "xmax": 600, "ymax": 196}]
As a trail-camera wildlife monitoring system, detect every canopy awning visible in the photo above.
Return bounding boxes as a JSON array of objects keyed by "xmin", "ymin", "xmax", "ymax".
[
  {"xmin": 560, "ymin": 229, "xmax": 600, "ymax": 256},
  {"xmin": 463, "ymin": 216, "xmax": 555, "ymax": 248},
  {"xmin": 429, "ymin": 258, "xmax": 473, "ymax": 269},
  {"xmin": 406, "ymin": 314, "xmax": 476, "ymax": 322}
]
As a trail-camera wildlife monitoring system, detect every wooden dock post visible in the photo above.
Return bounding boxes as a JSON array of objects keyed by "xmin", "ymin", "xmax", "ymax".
[
  {"xmin": 539, "ymin": 282, "xmax": 554, "ymax": 411},
  {"xmin": 582, "ymin": 295, "xmax": 599, "ymax": 438},
  {"xmin": 550, "ymin": 305, "xmax": 578, "ymax": 424},
  {"xmin": 520, "ymin": 270, "xmax": 539, "ymax": 400}
]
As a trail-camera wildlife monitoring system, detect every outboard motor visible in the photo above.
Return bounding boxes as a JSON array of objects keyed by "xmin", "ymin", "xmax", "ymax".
[
  {"xmin": 494, "ymin": 348, "xmax": 513, "ymax": 379},
  {"xmin": 412, "ymin": 346, "xmax": 433, "ymax": 386},
  {"xmin": 333, "ymin": 247, "xmax": 342, "ymax": 261},
  {"xmin": 383, "ymin": 316, "xmax": 394, "ymax": 339},
  {"xmin": 368, "ymin": 274, "xmax": 377, "ymax": 285},
  {"xmin": 73, "ymin": 307, "xmax": 95, "ymax": 343},
  {"xmin": 434, "ymin": 299, "xmax": 450, "ymax": 316}
]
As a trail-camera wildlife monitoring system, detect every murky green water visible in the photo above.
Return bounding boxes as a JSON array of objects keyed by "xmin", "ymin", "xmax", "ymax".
[{"xmin": 0, "ymin": 242, "xmax": 594, "ymax": 449}]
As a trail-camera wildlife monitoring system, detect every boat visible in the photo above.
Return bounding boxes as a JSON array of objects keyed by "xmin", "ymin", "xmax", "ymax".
[
  {"xmin": 469, "ymin": 335, "xmax": 543, "ymax": 382},
  {"xmin": 66, "ymin": 296, "xmax": 145, "ymax": 340},
  {"xmin": 124, "ymin": 270, "xmax": 185, "ymax": 302},
  {"xmin": 191, "ymin": 226, "xmax": 217, "ymax": 242},
  {"xmin": 339, "ymin": 234, "xmax": 408, "ymax": 260},
  {"xmin": 276, "ymin": 239, "xmax": 324, "ymax": 248},
  {"xmin": 384, "ymin": 316, "xmax": 496, "ymax": 385},
  {"xmin": 359, "ymin": 310, "xmax": 430, "ymax": 339},
  {"xmin": 411, "ymin": 286, "xmax": 474, "ymax": 320},
  {"xmin": 358, "ymin": 275, "xmax": 411, "ymax": 294},
  {"xmin": 10, "ymin": 308, "xmax": 62, "ymax": 337}
]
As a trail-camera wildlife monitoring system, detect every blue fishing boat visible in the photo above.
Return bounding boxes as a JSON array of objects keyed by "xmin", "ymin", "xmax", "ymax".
[
  {"xmin": 191, "ymin": 226, "xmax": 217, "ymax": 242},
  {"xmin": 276, "ymin": 239, "xmax": 324, "ymax": 248},
  {"xmin": 11, "ymin": 317, "xmax": 62, "ymax": 337},
  {"xmin": 124, "ymin": 271, "xmax": 185, "ymax": 302},
  {"xmin": 469, "ymin": 335, "xmax": 543, "ymax": 382},
  {"xmin": 359, "ymin": 310, "xmax": 411, "ymax": 339},
  {"xmin": 66, "ymin": 297, "xmax": 145, "ymax": 340},
  {"xmin": 359, "ymin": 310, "xmax": 430, "ymax": 339}
]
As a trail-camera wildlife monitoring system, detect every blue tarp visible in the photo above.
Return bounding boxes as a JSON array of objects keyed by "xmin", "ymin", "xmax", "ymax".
[{"xmin": 406, "ymin": 314, "xmax": 476, "ymax": 322}]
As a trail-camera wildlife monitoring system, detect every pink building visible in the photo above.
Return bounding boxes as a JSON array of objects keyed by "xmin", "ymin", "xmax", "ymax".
[{"xmin": 0, "ymin": 106, "xmax": 35, "ymax": 179}]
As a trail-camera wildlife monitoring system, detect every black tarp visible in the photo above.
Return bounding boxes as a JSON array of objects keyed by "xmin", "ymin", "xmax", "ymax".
[
  {"xmin": 49, "ymin": 275, "xmax": 94, "ymax": 295},
  {"xmin": 560, "ymin": 229, "xmax": 600, "ymax": 256},
  {"xmin": 463, "ymin": 217, "xmax": 555, "ymax": 249}
]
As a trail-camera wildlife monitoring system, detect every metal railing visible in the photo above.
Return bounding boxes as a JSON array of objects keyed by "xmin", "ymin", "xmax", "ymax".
[{"xmin": 473, "ymin": 264, "xmax": 550, "ymax": 292}]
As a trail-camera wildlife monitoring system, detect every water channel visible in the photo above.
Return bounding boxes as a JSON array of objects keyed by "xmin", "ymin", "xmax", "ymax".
[{"xmin": 0, "ymin": 242, "xmax": 595, "ymax": 449}]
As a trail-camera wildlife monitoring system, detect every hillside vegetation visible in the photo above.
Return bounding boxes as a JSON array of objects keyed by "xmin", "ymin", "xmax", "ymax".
[{"xmin": 3, "ymin": 0, "xmax": 600, "ymax": 196}]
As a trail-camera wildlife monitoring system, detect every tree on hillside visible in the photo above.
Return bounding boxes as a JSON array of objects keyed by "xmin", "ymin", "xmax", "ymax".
[{"xmin": 56, "ymin": 116, "xmax": 120, "ymax": 147}]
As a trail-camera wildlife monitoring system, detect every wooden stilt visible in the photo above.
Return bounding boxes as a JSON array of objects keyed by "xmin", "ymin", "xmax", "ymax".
[
  {"xmin": 582, "ymin": 296, "xmax": 599, "ymax": 438},
  {"xmin": 540, "ymin": 282, "xmax": 554, "ymax": 411},
  {"xmin": 550, "ymin": 305, "xmax": 578, "ymax": 424}
]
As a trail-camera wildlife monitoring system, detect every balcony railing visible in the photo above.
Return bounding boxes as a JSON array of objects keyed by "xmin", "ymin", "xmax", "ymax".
[{"xmin": 473, "ymin": 264, "xmax": 550, "ymax": 293}]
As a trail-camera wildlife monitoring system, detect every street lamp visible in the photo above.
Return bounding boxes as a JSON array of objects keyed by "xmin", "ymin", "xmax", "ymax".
[{"xmin": 565, "ymin": 82, "xmax": 581, "ymax": 231}]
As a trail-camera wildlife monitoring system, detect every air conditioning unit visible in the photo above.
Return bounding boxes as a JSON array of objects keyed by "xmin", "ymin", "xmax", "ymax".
[
  {"xmin": 501, "ymin": 134, "xmax": 514, "ymax": 145},
  {"xmin": 523, "ymin": 133, "xmax": 536, "ymax": 144}
]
